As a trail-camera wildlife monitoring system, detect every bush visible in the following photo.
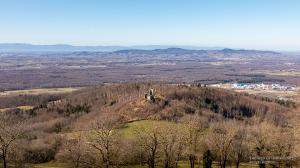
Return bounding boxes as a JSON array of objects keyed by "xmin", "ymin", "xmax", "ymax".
[{"xmin": 25, "ymin": 147, "xmax": 56, "ymax": 163}]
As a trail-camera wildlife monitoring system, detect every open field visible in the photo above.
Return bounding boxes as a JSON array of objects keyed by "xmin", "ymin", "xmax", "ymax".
[
  {"xmin": 255, "ymin": 69, "xmax": 300, "ymax": 77},
  {"xmin": 118, "ymin": 120, "xmax": 180, "ymax": 138},
  {"xmin": 65, "ymin": 120, "xmax": 179, "ymax": 140},
  {"xmin": 0, "ymin": 87, "xmax": 83, "ymax": 97},
  {"xmin": 26, "ymin": 163, "xmax": 70, "ymax": 168},
  {"xmin": 0, "ymin": 105, "xmax": 33, "ymax": 112}
]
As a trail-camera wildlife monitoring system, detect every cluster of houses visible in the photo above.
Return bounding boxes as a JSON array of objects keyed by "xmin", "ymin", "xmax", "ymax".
[
  {"xmin": 212, "ymin": 83, "xmax": 296, "ymax": 91},
  {"xmin": 231, "ymin": 83, "xmax": 296, "ymax": 91}
]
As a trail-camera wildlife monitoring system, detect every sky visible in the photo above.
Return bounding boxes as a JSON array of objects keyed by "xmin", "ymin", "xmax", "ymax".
[{"xmin": 0, "ymin": 0, "xmax": 300, "ymax": 51}]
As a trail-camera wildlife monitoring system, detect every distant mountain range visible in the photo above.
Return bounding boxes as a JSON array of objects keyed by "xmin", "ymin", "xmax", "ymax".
[
  {"xmin": 0, "ymin": 43, "xmax": 224, "ymax": 52},
  {"xmin": 0, "ymin": 44, "xmax": 281, "ymax": 57},
  {"xmin": 113, "ymin": 47, "xmax": 280, "ymax": 55}
]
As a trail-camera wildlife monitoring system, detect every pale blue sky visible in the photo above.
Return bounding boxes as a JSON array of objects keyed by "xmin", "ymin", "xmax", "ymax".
[{"xmin": 1, "ymin": 0, "xmax": 300, "ymax": 50}]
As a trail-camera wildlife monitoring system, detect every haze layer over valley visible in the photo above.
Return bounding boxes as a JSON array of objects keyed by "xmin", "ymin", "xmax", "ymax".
[{"xmin": 1, "ymin": 47, "xmax": 299, "ymax": 90}]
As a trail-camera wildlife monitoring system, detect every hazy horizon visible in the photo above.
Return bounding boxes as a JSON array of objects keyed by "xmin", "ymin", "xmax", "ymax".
[
  {"xmin": 1, "ymin": 0, "xmax": 300, "ymax": 51},
  {"xmin": 0, "ymin": 43, "xmax": 290, "ymax": 52}
]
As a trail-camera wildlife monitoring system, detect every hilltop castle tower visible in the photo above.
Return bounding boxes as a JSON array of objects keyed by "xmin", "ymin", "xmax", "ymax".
[{"xmin": 145, "ymin": 89, "xmax": 155, "ymax": 102}]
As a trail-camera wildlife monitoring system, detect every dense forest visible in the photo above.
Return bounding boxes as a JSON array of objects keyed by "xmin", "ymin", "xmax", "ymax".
[{"xmin": 0, "ymin": 83, "xmax": 297, "ymax": 168}]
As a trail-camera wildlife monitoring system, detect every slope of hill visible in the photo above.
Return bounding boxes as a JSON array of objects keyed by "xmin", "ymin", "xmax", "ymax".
[
  {"xmin": 0, "ymin": 83, "xmax": 296, "ymax": 167},
  {"xmin": 10, "ymin": 83, "xmax": 288, "ymax": 131}
]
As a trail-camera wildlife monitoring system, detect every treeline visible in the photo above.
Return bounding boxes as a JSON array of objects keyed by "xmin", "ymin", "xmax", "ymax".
[
  {"xmin": 58, "ymin": 116, "xmax": 295, "ymax": 168},
  {"xmin": 0, "ymin": 94, "xmax": 64, "ymax": 109},
  {"xmin": 0, "ymin": 113, "xmax": 296, "ymax": 168}
]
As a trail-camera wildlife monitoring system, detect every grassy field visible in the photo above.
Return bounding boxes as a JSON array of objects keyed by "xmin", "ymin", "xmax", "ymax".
[
  {"xmin": 26, "ymin": 162, "xmax": 70, "ymax": 168},
  {"xmin": 0, "ymin": 87, "xmax": 83, "ymax": 97},
  {"xmin": 118, "ymin": 120, "xmax": 181, "ymax": 138},
  {"xmin": 0, "ymin": 105, "xmax": 34, "ymax": 112},
  {"xmin": 65, "ymin": 120, "xmax": 179, "ymax": 139}
]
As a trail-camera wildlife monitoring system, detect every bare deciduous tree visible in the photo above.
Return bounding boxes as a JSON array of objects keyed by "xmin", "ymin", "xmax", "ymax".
[
  {"xmin": 270, "ymin": 128, "xmax": 295, "ymax": 167},
  {"xmin": 183, "ymin": 116, "xmax": 207, "ymax": 168},
  {"xmin": 57, "ymin": 134, "xmax": 91, "ymax": 168},
  {"xmin": 230, "ymin": 123, "xmax": 250, "ymax": 168},
  {"xmin": 0, "ymin": 113, "xmax": 26, "ymax": 168},
  {"xmin": 88, "ymin": 117, "xmax": 120, "ymax": 168},
  {"xmin": 174, "ymin": 128, "xmax": 186, "ymax": 168},
  {"xmin": 250, "ymin": 122, "xmax": 275, "ymax": 168},
  {"xmin": 208, "ymin": 121, "xmax": 235, "ymax": 168},
  {"xmin": 135, "ymin": 125, "xmax": 161, "ymax": 168},
  {"xmin": 159, "ymin": 124, "xmax": 181, "ymax": 168}
]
